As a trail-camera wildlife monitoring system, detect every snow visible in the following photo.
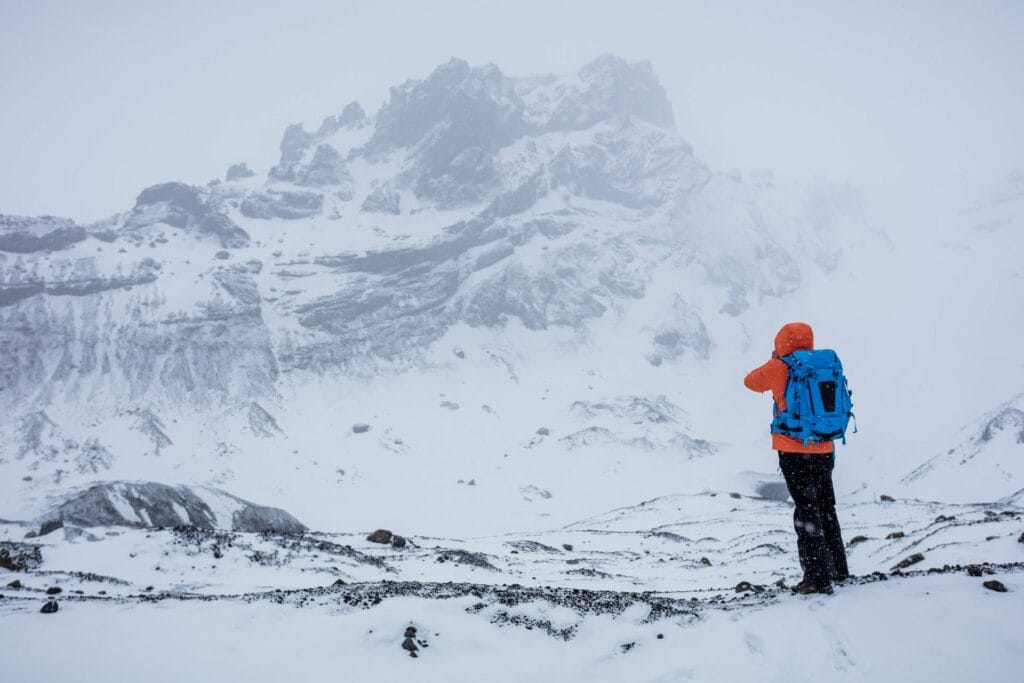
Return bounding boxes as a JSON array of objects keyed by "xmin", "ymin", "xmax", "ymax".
[{"xmin": 2, "ymin": 572, "xmax": 1021, "ymax": 682}]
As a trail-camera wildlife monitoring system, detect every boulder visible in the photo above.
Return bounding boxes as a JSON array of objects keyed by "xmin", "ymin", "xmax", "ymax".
[
  {"xmin": 367, "ymin": 529, "xmax": 393, "ymax": 544},
  {"xmin": 891, "ymin": 553, "xmax": 925, "ymax": 571},
  {"xmin": 0, "ymin": 542, "xmax": 43, "ymax": 571},
  {"xmin": 39, "ymin": 481, "xmax": 306, "ymax": 533}
]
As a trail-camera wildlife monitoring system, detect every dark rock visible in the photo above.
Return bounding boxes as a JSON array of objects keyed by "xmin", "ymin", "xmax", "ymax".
[
  {"xmin": 0, "ymin": 542, "xmax": 43, "ymax": 571},
  {"xmin": 39, "ymin": 519, "xmax": 64, "ymax": 536},
  {"xmin": 967, "ymin": 566, "xmax": 984, "ymax": 577},
  {"xmin": 46, "ymin": 586, "xmax": 62, "ymax": 595},
  {"xmin": 735, "ymin": 581, "xmax": 753, "ymax": 593},
  {"xmin": 1018, "ymin": 531, "xmax": 1024, "ymax": 544},
  {"xmin": 621, "ymin": 642, "xmax": 637, "ymax": 653},
  {"xmin": 391, "ymin": 536, "xmax": 407, "ymax": 549},
  {"xmin": 6, "ymin": 580, "xmax": 23, "ymax": 589},
  {"xmin": 231, "ymin": 504, "xmax": 307, "ymax": 534},
  {"xmin": 773, "ymin": 578, "xmax": 787, "ymax": 588},
  {"xmin": 40, "ymin": 599, "xmax": 59, "ymax": 614},
  {"xmin": 40, "ymin": 481, "xmax": 306, "ymax": 533},
  {"xmin": 215, "ymin": 250, "xmax": 230, "ymax": 260},
  {"xmin": 700, "ymin": 557, "xmax": 712, "ymax": 566},
  {"xmin": 536, "ymin": 427, "xmax": 550, "ymax": 436},
  {"xmin": 240, "ymin": 190, "xmax": 323, "ymax": 220},
  {"xmin": 298, "ymin": 144, "xmax": 350, "ymax": 187},
  {"xmin": 935, "ymin": 515, "xmax": 955, "ymax": 523},
  {"xmin": 225, "ymin": 162, "xmax": 255, "ymax": 181},
  {"xmin": 562, "ymin": 543, "xmax": 573, "ymax": 551},
  {"xmin": 566, "ymin": 559, "xmax": 580, "ymax": 565},
  {"xmin": 848, "ymin": 535, "xmax": 869, "ymax": 546},
  {"xmin": 352, "ymin": 423, "xmax": 371, "ymax": 434},
  {"xmin": 402, "ymin": 637, "xmax": 419, "ymax": 657},
  {"xmin": 433, "ymin": 549, "xmax": 497, "ymax": 570},
  {"xmin": 361, "ymin": 186, "xmax": 401, "ymax": 214},
  {"xmin": 891, "ymin": 553, "xmax": 925, "ymax": 571},
  {"xmin": 755, "ymin": 481, "xmax": 790, "ymax": 502},
  {"xmin": 367, "ymin": 529, "xmax": 393, "ymax": 544},
  {"xmin": 885, "ymin": 531, "xmax": 905, "ymax": 540},
  {"xmin": 247, "ymin": 402, "xmax": 283, "ymax": 438},
  {"xmin": 126, "ymin": 182, "xmax": 250, "ymax": 248},
  {"xmin": 0, "ymin": 215, "xmax": 87, "ymax": 253},
  {"xmin": 879, "ymin": 494, "xmax": 895, "ymax": 502},
  {"xmin": 979, "ymin": 407, "xmax": 1024, "ymax": 444},
  {"xmin": 729, "ymin": 492, "xmax": 742, "ymax": 499},
  {"xmin": 657, "ymin": 633, "xmax": 664, "ymax": 640},
  {"xmin": 983, "ymin": 580, "xmax": 1008, "ymax": 593}
]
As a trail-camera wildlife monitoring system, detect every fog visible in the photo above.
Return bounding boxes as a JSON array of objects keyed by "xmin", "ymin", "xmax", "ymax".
[{"xmin": 1, "ymin": 0, "xmax": 1022, "ymax": 224}]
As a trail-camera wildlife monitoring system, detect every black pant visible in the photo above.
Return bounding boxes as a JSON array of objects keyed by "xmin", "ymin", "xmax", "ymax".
[{"xmin": 778, "ymin": 451, "xmax": 849, "ymax": 585}]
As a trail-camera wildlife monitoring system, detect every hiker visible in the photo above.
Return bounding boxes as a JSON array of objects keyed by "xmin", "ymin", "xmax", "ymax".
[{"xmin": 744, "ymin": 322, "xmax": 854, "ymax": 595}]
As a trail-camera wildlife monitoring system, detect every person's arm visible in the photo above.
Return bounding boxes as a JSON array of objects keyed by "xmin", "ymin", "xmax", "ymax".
[{"xmin": 744, "ymin": 358, "xmax": 777, "ymax": 393}]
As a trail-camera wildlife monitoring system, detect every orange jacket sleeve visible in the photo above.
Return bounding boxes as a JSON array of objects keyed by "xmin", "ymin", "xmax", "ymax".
[
  {"xmin": 744, "ymin": 359, "xmax": 776, "ymax": 393},
  {"xmin": 744, "ymin": 358, "xmax": 789, "ymax": 409}
]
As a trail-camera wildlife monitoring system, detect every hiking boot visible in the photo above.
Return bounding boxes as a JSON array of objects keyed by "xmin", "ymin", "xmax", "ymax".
[{"xmin": 792, "ymin": 580, "xmax": 833, "ymax": 595}]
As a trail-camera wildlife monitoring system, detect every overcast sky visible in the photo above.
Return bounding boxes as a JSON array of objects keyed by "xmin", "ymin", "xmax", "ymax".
[{"xmin": 1, "ymin": 0, "xmax": 1022, "ymax": 222}]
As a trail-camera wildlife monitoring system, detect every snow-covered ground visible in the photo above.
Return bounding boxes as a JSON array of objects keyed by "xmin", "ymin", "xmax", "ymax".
[
  {"xmin": 3, "ymin": 492, "xmax": 1022, "ymax": 681},
  {"xmin": 2, "ymin": 570, "xmax": 1021, "ymax": 683}
]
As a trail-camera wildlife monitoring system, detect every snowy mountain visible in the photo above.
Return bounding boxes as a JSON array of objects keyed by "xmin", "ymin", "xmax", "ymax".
[
  {"xmin": 1, "ymin": 55, "xmax": 1022, "ymax": 683},
  {"xmin": 0, "ymin": 55, "xmax": 882, "ymax": 530}
]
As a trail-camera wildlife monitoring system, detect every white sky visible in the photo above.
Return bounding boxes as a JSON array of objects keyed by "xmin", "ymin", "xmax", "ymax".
[{"xmin": 1, "ymin": 0, "xmax": 1022, "ymax": 222}]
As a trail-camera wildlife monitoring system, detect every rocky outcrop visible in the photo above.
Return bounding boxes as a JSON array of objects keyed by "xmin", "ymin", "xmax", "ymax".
[
  {"xmin": 0, "ymin": 215, "xmax": 87, "ymax": 253},
  {"xmin": 0, "ymin": 542, "xmax": 43, "ymax": 571},
  {"xmin": 248, "ymin": 402, "xmax": 283, "ymax": 437},
  {"xmin": 0, "ymin": 258, "xmax": 160, "ymax": 308},
  {"xmin": 38, "ymin": 481, "xmax": 307, "ymax": 533},
  {"xmin": 297, "ymin": 144, "xmax": 351, "ymax": 187},
  {"xmin": 648, "ymin": 296, "xmax": 712, "ymax": 364},
  {"xmin": 225, "ymin": 162, "xmax": 256, "ymax": 181},
  {"xmin": 240, "ymin": 190, "xmax": 323, "ymax": 219},
  {"xmin": 360, "ymin": 185, "xmax": 401, "ymax": 214},
  {"xmin": 268, "ymin": 101, "xmax": 367, "ymax": 181},
  {"xmin": 122, "ymin": 182, "xmax": 250, "ymax": 248}
]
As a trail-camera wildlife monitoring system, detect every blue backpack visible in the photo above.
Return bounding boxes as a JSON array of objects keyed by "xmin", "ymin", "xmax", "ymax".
[{"xmin": 771, "ymin": 349, "xmax": 856, "ymax": 446}]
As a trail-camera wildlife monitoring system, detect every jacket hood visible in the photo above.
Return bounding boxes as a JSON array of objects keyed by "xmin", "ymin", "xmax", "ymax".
[{"xmin": 774, "ymin": 322, "xmax": 814, "ymax": 357}]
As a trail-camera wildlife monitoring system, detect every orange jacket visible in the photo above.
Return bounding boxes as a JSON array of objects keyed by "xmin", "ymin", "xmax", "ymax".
[{"xmin": 744, "ymin": 322, "xmax": 834, "ymax": 454}]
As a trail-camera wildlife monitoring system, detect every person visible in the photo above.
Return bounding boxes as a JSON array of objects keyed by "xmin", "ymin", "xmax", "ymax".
[{"xmin": 744, "ymin": 322, "xmax": 849, "ymax": 595}]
